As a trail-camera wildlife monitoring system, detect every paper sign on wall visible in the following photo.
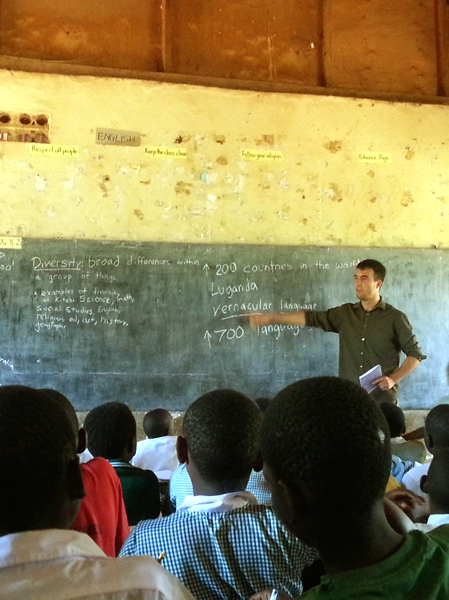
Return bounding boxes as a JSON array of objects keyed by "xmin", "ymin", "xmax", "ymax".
[
  {"xmin": 96, "ymin": 129, "xmax": 140, "ymax": 146},
  {"xmin": 241, "ymin": 149, "xmax": 283, "ymax": 161},
  {"xmin": 144, "ymin": 146, "xmax": 187, "ymax": 159},
  {"xmin": 357, "ymin": 152, "xmax": 392, "ymax": 164},
  {"xmin": 29, "ymin": 144, "xmax": 80, "ymax": 157},
  {"xmin": 0, "ymin": 237, "xmax": 22, "ymax": 249}
]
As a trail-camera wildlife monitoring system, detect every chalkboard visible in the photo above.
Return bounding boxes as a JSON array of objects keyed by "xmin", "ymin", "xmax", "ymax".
[{"xmin": 0, "ymin": 239, "xmax": 445, "ymax": 409}]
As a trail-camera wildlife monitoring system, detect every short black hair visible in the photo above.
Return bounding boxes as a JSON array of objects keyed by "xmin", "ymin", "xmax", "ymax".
[
  {"xmin": 425, "ymin": 404, "xmax": 449, "ymax": 450},
  {"xmin": 143, "ymin": 408, "xmax": 173, "ymax": 438},
  {"xmin": 356, "ymin": 259, "xmax": 386, "ymax": 281},
  {"xmin": 84, "ymin": 402, "xmax": 136, "ymax": 459},
  {"xmin": 41, "ymin": 388, "xmax": 79, "ymax": 441},
  {"xmin": 425, "ymin": 449, "xmax": 449, "ymax": 512},
  {"xmin": 261, "ymin": 377, "xmax": 391, "ymax": 517},
  {"xmin": 0, "ymin": 385, "xmax": 76, "ymax": 533},
  {"xmin": 183, "ymin": 389, "xmax": 262, "ymax": 483},
  {"xmin": 379, "ymin": 402, "xmax": 406, "ymax": 438}
]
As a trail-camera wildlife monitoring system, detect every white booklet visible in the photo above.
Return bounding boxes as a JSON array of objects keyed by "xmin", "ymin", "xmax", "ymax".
[{"xmin": 359, "ymin": 364, "xmax": 382, "ymax": 394}]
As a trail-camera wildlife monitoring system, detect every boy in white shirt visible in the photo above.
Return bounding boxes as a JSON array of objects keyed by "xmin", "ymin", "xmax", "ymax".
[
  {"xmin": 0, "ymin": 385, "xmax": 195, "ymax": 600},
  {"xmin": 132, "ymin": 408, "xmax": 179, "ymax": 480}
]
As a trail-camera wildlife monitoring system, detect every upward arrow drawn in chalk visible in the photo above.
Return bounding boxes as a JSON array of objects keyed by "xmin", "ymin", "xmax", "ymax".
[{"xmin": 204, "ymin": 330, "xmax": 212, "ymax": 348}]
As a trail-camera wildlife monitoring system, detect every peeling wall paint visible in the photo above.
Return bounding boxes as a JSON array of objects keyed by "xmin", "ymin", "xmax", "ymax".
[{"xmin": 0, "ymin": 69, "xmax": 448, "ymax": 247}]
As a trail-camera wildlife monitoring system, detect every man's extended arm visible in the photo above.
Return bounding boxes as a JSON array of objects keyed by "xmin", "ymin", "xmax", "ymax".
[
  {"xmin": 249, "ymin": 311, "xmax": 306, "ymax": 328},
  {"xmin": 373, "ymin": 356, "xmax": 421, "ymax": 391}
]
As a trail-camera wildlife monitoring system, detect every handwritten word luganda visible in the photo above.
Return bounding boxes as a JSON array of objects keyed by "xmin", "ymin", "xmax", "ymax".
[{"xmin": 211, "ymin": 280, "xmax": 258, "ymax": 299}]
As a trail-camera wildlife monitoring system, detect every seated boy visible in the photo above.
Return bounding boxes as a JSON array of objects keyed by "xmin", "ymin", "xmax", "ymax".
[
  {"xmin": 170, "ymin": 395, "xmax": 272, "ymax": 509},
  {"xmin": 132, "ymin": 408, "xmax": 179, "ymax": 480},
  {"xmin": 402, "ymin": 404, "xmax": 449, "ymax": 492},
  {"xmin": 388, "ymin": 449, "xmax": 449, "ymax": 533},
  {"xmin": 42, "ymin": 389, "xmax": 129, "ymax": 556},
  {"xmin": 84, "ymin": 402, "xmax": 160, "ymax": 525},
  {"xmin": 0, "ymin": 385, "xmax": 195, "ymax": 600},
  {"xmin": 380, "ymin": 402, "xmax": 426, "ymax": 464},
  {"xmin": 258, "ymin": 377, "xmax": 449, "ymax": 599},
  {"xmin": 120, "ymin": 389, "xmax": 318, "ymax": 600},
  {"xmin": 416, "ymin": 448, "xmax": 449, "ymax": 530}
]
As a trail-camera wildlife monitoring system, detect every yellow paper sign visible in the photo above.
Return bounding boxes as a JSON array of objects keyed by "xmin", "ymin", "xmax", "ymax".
[
  {"xmin": 241, "ymin": 149, "xmax": 283, "ymax": 162},
  {"xmin": 357, "ymin": 152, "xmax": 392, "ymax": 164},
  {"xmin": 29, "ymin": 144, "xmax": 80, "ymax": 157},
  {"xmin": 144, "ymin": 146, "xmax": 187, "ymax": 159},
  {"xmin": 0, "ymin": 236, "xmax": 22, "ymax": 249}
]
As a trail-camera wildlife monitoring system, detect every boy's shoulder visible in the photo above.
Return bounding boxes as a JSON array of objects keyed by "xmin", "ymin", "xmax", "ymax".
[
  {"xmin": 113, "ymin": 462, "xmax": 158, "ymax": 480},
  {"xmin": 426, "ymin": 523, "xmax": 449, "ymax": 545},
  {"xmin": 299, "ymin": 528, "xmax": 449, "ymax": 600}
]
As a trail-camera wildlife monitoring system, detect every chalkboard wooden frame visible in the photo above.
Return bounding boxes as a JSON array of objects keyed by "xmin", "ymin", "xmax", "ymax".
[{"xmin": 0, "ymin": 239, "xmax": 442, "ymax": 409}]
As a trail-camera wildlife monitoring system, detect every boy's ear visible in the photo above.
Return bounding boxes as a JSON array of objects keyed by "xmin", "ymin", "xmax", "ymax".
[
  {"xmin": 281, "ymin": 479, "xmax": 310, "ymax": 514},
  {"xmin": 253, "ymin": 452, "xmax": 263, "ymax": 473},
  {"xmin": 420, "ymin": 474, "xmax": 428, "ymax": 494},
  {"xmin": 127, "ymin": 435, "xmax": 137, "ymax": 457},
  {"xmin": 177, "ymin": 435, "xmax": 189, "ymax": 464},
  {"xmin": 67, "ymin": 456, "xmax": 85, "ymax": 501},
  {"xmin": 278, "ymin": 479, "xmax": 319, "ymax": 547},
  {"xmin": 274, "ymin": 477, "xmax": 312, "ymax": 534},
  {"xmin": 77, "ymin": 427, "xmax": 87, "ymax": 454}
]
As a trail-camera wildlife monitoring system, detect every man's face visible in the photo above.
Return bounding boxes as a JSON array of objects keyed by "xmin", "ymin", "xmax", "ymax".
[{"xmin": 354, "ymin": 268, "xmax": 382, "ymax": 301}]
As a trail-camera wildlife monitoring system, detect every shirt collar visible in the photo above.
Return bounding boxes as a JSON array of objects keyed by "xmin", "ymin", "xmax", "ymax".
[
  {"xmin": 177, "ymin": 490, "xmax": 258, "ymax": 513},
  {"xmin": 108, "ymin": 459, "xmax": 132, "ymax": 468},
  {"xmin": 353, "ymin": 297, "xmax": 387, "ymax": 311},
  {"xmin": 427, "ymin": 514, "xmax": 449, "ymax": 527},
  {"xmin": 144, "ymin": 436, "xmax": 175, "ymax": 443},
  {"xmin": 0, "ymin": 529, "xmax": 105, "ymax": 569}
]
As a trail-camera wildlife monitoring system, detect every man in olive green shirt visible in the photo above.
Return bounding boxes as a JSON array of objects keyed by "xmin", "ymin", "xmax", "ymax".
[
  {"xmin": 249, "ymin": 259, "xmax": 425, "ymax": 404},
  {"xmin": 257, "ymin": 377, "xmax": 449, "ymax": 600}
]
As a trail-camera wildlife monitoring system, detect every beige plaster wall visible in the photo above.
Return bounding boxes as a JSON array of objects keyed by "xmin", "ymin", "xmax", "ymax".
[{"xmin": 0, "ymin": 69, "xmax": 448, "ymax": 248}]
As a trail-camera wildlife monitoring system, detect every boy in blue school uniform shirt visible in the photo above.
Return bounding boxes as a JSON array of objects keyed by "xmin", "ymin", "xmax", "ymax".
[{"xmin": 120, "ymin": 389, "xmax": 318, "ymax": 600}]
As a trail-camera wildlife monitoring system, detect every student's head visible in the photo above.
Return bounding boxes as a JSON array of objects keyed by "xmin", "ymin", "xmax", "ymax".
[
  {"xmin": 84, "ymin": 401, "xmax": 136, "ymax": 461},
  {"xmin": 0, "ymin": 385, "xmax": 84, "ymax": 535},
  {"xmin": 261, "ymin": 377, "xmax": 391, "ymax": 545},
  {"xmin": 178, "ymin": 389, "xmax": 262, "ymax": 492},
  {"xmin": 421, "ymin": 449, "xmax": 449, "ymax": 514},
  {"xmin": 356, "ymin": 259, "xmax": 386, "ymax": 282},
  {"xmin": 424, "ymin": 404, "xmax": 449, "ymax": 454},
  {"xmin": 379, "ymin": 402, "xmax": 406, "ymax": 438},
  {"xmin": 143, "ymin": 408, "xmax": 173, "ymax": 438}
]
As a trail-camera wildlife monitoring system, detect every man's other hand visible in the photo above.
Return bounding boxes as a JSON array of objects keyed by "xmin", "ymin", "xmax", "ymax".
[{"xmin": 373, "ymin": 375, "xmax": 396, "ymax": 390}]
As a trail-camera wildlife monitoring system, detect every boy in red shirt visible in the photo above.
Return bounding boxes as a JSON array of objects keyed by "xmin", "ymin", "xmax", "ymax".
[{"xmin": 42, "ymin": 390, "xmax": 129, "ymax": 556}]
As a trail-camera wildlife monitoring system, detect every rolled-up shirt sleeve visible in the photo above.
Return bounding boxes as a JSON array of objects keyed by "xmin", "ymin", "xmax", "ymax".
[{"xmin": 394, "ymin": 312, "xmax": 427, "ymax": 362}]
